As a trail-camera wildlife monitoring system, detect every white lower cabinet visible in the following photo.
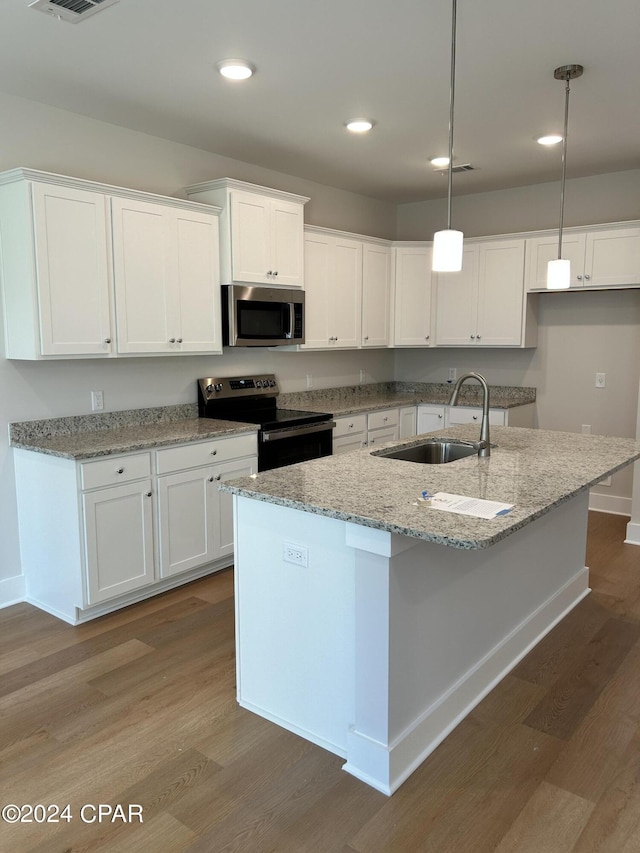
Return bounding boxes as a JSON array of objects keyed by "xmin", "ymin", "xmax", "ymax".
[
  {"xmin": 399, "ymin": 406, "xmax": 417, "ymax": 438},
  {"xmin": 367, "ymin": 408, "xmax": 400, "ymax": 446},
  {"xmin": 445, "ymin": 404, "xmax": 535, "ymax": 428},
  {"xmin": 13, "ymin": 432, "xmax": 257, "ymax": 624},
  {"xmin": 83, "ymin": 477, "xmax": 155, "ymax": 604},
  {"xmin": 333, "ymin": 414, "xmax": 367, "ymax": 455},
  {"xmin": 417, "ymin": 404, "xmax": 446, "ymax": 433}
]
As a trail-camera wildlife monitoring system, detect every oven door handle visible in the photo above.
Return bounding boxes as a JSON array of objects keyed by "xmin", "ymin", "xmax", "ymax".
[{"xmin": 262, "ymin": 421, "xmax": 336, "ymax": 442}]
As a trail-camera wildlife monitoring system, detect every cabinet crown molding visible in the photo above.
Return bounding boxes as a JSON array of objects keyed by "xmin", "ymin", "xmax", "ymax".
[
  {"xmin": 0, "ymin": 168, "xmax": 222, "ymax": 215},
  {"xmin": 304, "ymin": 223, "xmax": 392, "ymax": 246},
  {"xmin": 185, "ymin": 177, "xmax": 310, "ymax": 206}
]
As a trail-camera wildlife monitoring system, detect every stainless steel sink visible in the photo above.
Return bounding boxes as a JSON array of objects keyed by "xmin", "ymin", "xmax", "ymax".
[{"xmin": 373, "ymin": 438, "xmax": 482, "ymax": 464}]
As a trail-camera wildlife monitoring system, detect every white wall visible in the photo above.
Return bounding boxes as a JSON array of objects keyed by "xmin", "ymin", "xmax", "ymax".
[{"xmin": 0, "ymin": 92, "xmax": 397, "ymax": 595}]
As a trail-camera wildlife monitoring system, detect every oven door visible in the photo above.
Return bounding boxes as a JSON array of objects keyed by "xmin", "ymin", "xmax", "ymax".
[
  {"xmin": 259, "ymin": 421, "xmax": 334, "ymax": 471},
  {"xmin": 224, "ymin": 285, "xmax": 305, "ymax": 346}
]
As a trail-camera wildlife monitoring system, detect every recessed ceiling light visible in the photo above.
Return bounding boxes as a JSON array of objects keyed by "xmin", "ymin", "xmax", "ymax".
[
  {"xmin": 537, "ymin": 134, "xmax": 563, "ymax": 145},
  {"xmin": 345, "ymin": 119, "xmax": 374, "ymax": 133},
  {"xmin": 217, "ymin": 59, "xmax": 255, "ymax": 81},
  {"xmin": 430, "ymin": 156, "xmax": 450, "ymax": 168}
]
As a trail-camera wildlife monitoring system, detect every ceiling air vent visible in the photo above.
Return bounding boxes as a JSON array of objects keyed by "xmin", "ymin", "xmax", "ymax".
[
  {"xmin": 29, "ymin": 0, "xmax": 119, "ymax": 24},
  {"xmin": 436, "ymin": 164, "xmax": 475, "ymax": 175}
]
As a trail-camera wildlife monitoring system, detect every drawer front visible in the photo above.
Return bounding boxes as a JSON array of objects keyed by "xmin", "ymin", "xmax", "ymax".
[
  {"xmin": 333, "ymin": 414, "xmax": 367, "ymax": 438},
  {"xmin": 446, "ymin": 407, "xmax": 506, "ymax": 427},
  {"xmin": 367, "ymin": 408, "xmax": 399, "ymax": 430},
  {"xmin": 368, "ymin": 425, "xmax": 399, "ymax": 445},
  {"xmin": 156, "ymin": 433, "xmax": 258, "ymax": 474},
  {"xmin": 80, "ymin": 453, "xmax": 151, "ymax": 490}
]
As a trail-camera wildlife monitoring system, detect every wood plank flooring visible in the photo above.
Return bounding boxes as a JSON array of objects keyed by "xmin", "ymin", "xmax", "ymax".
[{"xmin": 1, "ymin": 512, "xmax": 640, "ymax": 852}]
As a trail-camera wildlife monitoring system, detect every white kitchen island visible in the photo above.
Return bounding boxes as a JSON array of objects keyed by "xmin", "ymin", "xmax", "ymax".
[{"xmin": 222, "ymin": 426, "xmax": 640, "ymax": 795}]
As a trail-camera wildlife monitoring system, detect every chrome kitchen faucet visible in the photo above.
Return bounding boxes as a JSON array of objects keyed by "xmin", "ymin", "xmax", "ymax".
[{"xmin": 448, "ymin": 372, "xmax": 491, "ymax": 457}]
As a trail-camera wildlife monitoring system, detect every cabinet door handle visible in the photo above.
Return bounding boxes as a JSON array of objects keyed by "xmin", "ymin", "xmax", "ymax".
[
  {"xmin": 584, "ymin": 274, "xmax": 591, "ymax": 280},
  {"xmin": 146, "ymin": 491, "xmax": 152, "ymax": 497},
  {"xmin": 438, "ymin": 414, "xmax": 443, "ymax": 419},
  {"xmin": 116, "ymin": 467, "xmax": 124, "ymax": 474},
  {"xmin": 177, "ymin": 338, "xmax": 183, "ymax": 343},
  {"xmin": 215, "ymin": 474, "xmax": 221, "ymax": 481},
  {"xmin": 208, "ymin": 476, "xmax": 214, "ymax": 482},
  {"xmin": 476, "ymin": 334, "xmax": 481, "ymax": 340},
  {"xmin": 267, "ymin": 270, "xmax": 273, "ymax": 276},
  {"xmin": 472, "ymin": 415, "xmax": 478, "ymax": 421},
  {"xmin": 470, "ymin": 335, "xmax": 475, "ymax": 340},
  {"xmin": 425, "ymin": 335, "xmax": 430, "ymax": 341},
  {"xmin": 364, "ymin": 336, "xmax": 369, "ymax": 342},
  {"xmin": 104, "ymin": 338, "xmax": 112, "ymax": 344},
  {"xmin": 210, "ymin": 449, "xmax": 217, "ymax": 455},
  {"xmin": 273, "ymin": 271, "xmax": 278, "ymax": 276},
  {"xmin": 577, "ymin": 274, "xmax": 583, "ymax": 280},
  {"xmin": 169, "ymin": 338, "xmax": 176, "ymax": 343}
]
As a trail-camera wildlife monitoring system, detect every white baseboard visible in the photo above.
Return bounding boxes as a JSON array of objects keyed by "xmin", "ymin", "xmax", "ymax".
[
  {"xmin": 0, "ymin": 574, "xmax": 26, "ymax": 610},
  {"xmin": 625, "ymin": 520, "xmax": 640, "ymax": 546},
  {"xmin": 588, "ymin": 490, "xmax": 632, "ymax": 516}
]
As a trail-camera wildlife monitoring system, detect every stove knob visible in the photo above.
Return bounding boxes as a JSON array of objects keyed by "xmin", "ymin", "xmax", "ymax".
[
  {"xmin": 269, "ymin": 379, "xmax": 276, "ymax": 387},
  {"xmin": 256, "ymin": 380, "xmax": 263, "ymax": 388},
  {"xmin": 206, "ymin": 384, "xmax": 214, "ymax": 393},
  {"xmin": 214, "ymin": 383, "xmax": 223, "ymax": 392}
]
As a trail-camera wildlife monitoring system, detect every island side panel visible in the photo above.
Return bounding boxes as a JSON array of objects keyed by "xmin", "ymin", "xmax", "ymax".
[
  {"xmin": 344, "ymin": 490, "xmax": 591, "ymax": 795},
  {"xmin": 233, "ymin": 495, "xmax": 355, "ymax": 757}
]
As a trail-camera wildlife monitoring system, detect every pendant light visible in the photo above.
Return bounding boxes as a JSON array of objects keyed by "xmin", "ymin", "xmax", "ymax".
[
  {"xmin": 432, "ymin": 0, "xmax": 463, "ymax": 272},
  {"xmin": 547, "ymin": 64, "xmax": 583, "ymax": 290}
]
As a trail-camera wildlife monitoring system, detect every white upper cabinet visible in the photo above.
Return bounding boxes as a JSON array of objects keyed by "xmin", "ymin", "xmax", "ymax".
[
  {"xmin": 184, "ymin": 177, "xmax": 309, "ymax": 288},
  {"xmin": 526, "ymin": 225, "xmax": 640, "ymax": 290},
  {"xmin": 0, "ymin": 173, "xmax": 114, "ymax": 359},
  {"xmin": 435, "ymin": 238, "xmax": 534, "ymax": 347},
  {"xmin": 303, "ymin": 228, "xmax": 362, "ymax": 349},
  {"xmin": 362, "ymin": 241, "xmax": 392, "ymax": 347},
  {"xmin": 393, "ymin": 244, "xmax": 433, "ymax": 347},
  {"xmin": 112, "ymin": 198, "xmax": 221, "ymax": 355},
  {"xmin": 0, "ymin": 168, "xmax": 222, "ymax": 359}
]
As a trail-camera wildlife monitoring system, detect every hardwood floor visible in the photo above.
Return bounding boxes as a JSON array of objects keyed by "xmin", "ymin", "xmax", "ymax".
[{"xmin": 2, "ymin": 512, "xmax": 640, "ymax": 852}]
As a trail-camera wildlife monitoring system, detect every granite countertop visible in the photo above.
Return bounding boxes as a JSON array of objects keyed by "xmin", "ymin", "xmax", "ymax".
[
  {"xmin": 9, "ymin": 382, "xmax": 535, "ymax": 461},
  {"xmin": 9, "ymin": 404, "xmax": 257, "ymax": 460},
  {"xmin": 220, "ymin": 425, "xmax": 640, "ymax": 550},
  {"xmin": 279, "ymin": 382, "xmax": 536, "ymax": 417}
]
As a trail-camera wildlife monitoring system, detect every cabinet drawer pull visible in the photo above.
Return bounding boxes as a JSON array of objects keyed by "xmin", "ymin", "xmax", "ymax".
[
  {"xmin": 577, "ymin": 274, "xmax": 583, "ymax": 280},
  {"xmin": 104, "ymin": 338, "xmax": 112, "ymax": 344},
  {"xmin": 470, "ymin": 334, "xmax": 475, "ymax": 339},
  {"xmin": 425, "ymin": 335, "xmax": 430, "ymax": 341},
  {"xmin": 210, "ymin": 449, "xmax": 217, "ymax": 455},
  {"xmin": 177, "ymin": 337, "xmax": 183, "ymax": 343},
  {"xmin": 584, "ymin": 274, "xmax": 591, "ymax": 280},
  {"xmin": 146, "ymin": 491, "xmax": 152, "ymax": 497},
  {"xmin": 476, "ymin": 335, "xmax": 481, "ymax": 340},
  {"xmin": 472, "ymin": 415, "xmax": 478, "ymax": 421},
  {"xmin": 116, "ymin": 467, "xmax": 124, "ymax": 474},
  {"xmin": 215, "ymin": 474, "xmax": 221, "ymax": 481},
  {"xmin": 208, "ymin": 476, "xmax": 214, "ymax": 482},
  {"xmin": 169, "ymin": 338, "xmax": 176, "ymax": 343},
  {"xmin": 273, "ymin": 270, "xmax": 278, "ymax": 276},
  {"xmin": 267, "ymin": 270, "xmax": 273, "ymax": 276},
  {"xmin": 438, "ymin": 414, "xmax": 443, "ymax": 419}
]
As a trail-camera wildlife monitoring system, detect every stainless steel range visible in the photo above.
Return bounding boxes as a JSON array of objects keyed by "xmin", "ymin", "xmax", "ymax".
[{"xmin": 197, "ymin": 374, "xmax": 334, "ymax": 472}]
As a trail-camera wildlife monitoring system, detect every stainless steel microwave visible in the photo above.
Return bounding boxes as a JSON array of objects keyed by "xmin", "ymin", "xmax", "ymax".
[{"xmin": 222, "ymin": 284, "xmax": 305, "ymax": 347}]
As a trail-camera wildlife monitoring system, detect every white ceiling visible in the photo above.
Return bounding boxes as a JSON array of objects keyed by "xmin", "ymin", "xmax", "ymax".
[{"xmin": 2, "ymin": 0, "xmax": 640, "ymax": 203}]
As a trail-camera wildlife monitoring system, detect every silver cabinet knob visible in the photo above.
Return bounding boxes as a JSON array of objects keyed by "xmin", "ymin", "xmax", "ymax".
[
  {"xmin": 104, "ymin": 338, "xmax": 112, "ymax": 344},
  {"xmin": 577, "ymin": 274, "xmax": 583, "ymax": 280},
  {"xmin": 267, "ymin": 270, "xmax": 273, "ymax": 276},
  {"xmin": 383, "ymin": 416, "xmax": 388, "ymax": 422},
  {"xmin": 116, "ymin": 467, "xmax": 124, "ymax": 474},
  {"xmin": 177, "ymin": 338, "xmax": 183, "ymax": 343},
  {"xmin": 425, "ymin": 335, "xmax": 430, "ymax": 341},
  {"xmin": 584, "ymin": 274, "xmax": 591, "ymax": 280},
  {"xmin": 477, "ymin": 335, "xmax": 482, "ymax": 340},
  {"xmin": 215, "ymin": 474, "xmax": 221, "ymax": 481},
  {"xmin": 438, "ymin": 414, "xmax": 443, "ymax": 419},
  {"xmin": 348, "ymin": 423, "xmax": 354, "ymax": 429},
  {"xmin": 208, "ymin": 476, "xmax": 214, "ymax": 482},
  {"xmin": 470, "ymin": 335, "xmax": 475, "ymax": 340},
  {"xmin": 146, "ymin": 491, "xmax": 152, "ymax": 497},
  {"xmin": 169, "ymin": 338, "xmax": 176, "ymax": 343},
  {"xmin": 210, "ymin": 449, "xmax": 217, "ymax": 455},
  {"xmin": 273, "ymin": 271, "xmax": 278, "ymax": 276},
  {"xmin": 472, "ymin": 415, "xmax": 478, "ymax": 421},
  {"xmin": 364, "ymin": 336, "xmax": 369, "ymax": 342}
]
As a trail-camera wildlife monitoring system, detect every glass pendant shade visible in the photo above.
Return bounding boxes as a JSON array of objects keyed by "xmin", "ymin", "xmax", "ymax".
[
  {"xmin": 433, "ymin": 229, "xmax": 464, "ymax": 272},
  {"xmin": 547, "ymin": 258, "xmax": 571, "ymax": 290}
]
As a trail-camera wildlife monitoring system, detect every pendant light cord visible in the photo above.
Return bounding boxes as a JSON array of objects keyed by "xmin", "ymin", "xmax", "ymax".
[
  {"xmin": 446, "ymin": 0, "xmax": 457, "ymax": 231},
  {"xmin": 557, "ymin": 73, "xmax": 571, "ymax": 260}
]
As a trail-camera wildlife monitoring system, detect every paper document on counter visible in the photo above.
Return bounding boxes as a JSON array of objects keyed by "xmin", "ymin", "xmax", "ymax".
[{"xmin": 418, "ymin": 491, "xmax": 513, "ymax": 519}]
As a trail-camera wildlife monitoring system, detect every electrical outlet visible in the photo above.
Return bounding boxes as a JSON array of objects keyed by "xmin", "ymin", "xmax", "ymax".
[
  {"xmin": 306, "ymin": 373, "xmax": 313, "ymax": 389},
  {"xmin": 283, "ymin": 541, "xmax": 308, "ymax": 567},
  {"xmin": 91, "ymin": 390, "xmax": 104, "ymax": 412},
  {"xmin": 581, "ymin": 424, "xmax": 591, "ymax": 434},
  {"xmin": 595, "ymin": 372, "xmax": 606, "ymax": 388},
  {"xmin": 448, "ymin": 368, "xmax": 457, "ymax": 381},
  {"xmin": 600, "ymin": 476, "xmax": 612, "ymax": 487}
]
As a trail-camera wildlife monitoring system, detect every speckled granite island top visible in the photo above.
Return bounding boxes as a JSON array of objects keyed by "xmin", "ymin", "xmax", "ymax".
[
  {"xmin": 221, "ymin": 425, "xmax": 640, "ymax": 550},
  {"xmin": 9, "ymin": 404, "xmax": 257, "ymax": 460}
]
